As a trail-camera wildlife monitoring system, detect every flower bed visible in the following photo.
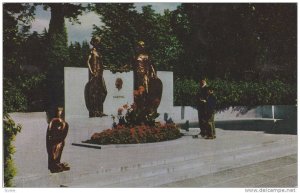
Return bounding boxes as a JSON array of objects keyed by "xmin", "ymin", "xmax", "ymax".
[
  {"xmin": 84, "ymin": 86, "xmax": 182, "ymax": 145},
  {"xmin": 84, "ymin": 123, "xmax": 182, "ymax": 145}
]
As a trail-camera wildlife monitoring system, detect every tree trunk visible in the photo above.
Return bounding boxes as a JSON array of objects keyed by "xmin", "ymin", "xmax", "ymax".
[{"xmin": 45, "ymin": 3, "xmax": 69, "ymax": 120}]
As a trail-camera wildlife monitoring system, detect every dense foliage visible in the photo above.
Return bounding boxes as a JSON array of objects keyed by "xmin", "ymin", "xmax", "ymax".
[
  {"xmin": 89, "ymin": 3, "xmax": 296, "ymax": 84},
  {"xmin": 174, "ymin": 79, "xmax": 297, "ymax": 109},
  {"xmin": 3, "ymin": 114, "xmax": 22, "ymax": 187},
  {"xmin": 3, "ymin": 74, "xmax": 46, "ymax": 112},
  {"xmin": 3, "ymin": 3, "xmax": 33, "ymax": 186},
  {"xmin": 85, "ymin": 123, "xmax": 182, "ymax": 145},
  {"xmin": 171, "ymin": 3, "xmax": 296, "ymax": 83},
  {"xmin": 92, "ymin": 3, "xmax": 183, "ymax": 71},
  {"xmin": 68, "ymin": 41, "xmax": 90, "ymax": 67}
]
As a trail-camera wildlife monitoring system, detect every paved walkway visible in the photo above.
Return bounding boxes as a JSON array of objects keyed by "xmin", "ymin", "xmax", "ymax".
[{"xmin": 10, "ymin": 112, "xmax": 297, "ymax": 188}]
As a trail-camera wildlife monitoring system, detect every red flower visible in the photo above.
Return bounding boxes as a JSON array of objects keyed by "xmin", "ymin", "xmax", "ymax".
[
  {"xmin": 118, "ymin": 107, "xmax": 123, "ymax": 115},
  {"xmin": 91, "ymin": 133, "xmax": 100, "ymax": 140},
  {"xmin": 123, "ymin": 104, "xmax": 129, "ymax": 109},
  {"xmin": 116, "ymin": 124, "xmax": 124, "ymax": 130},
  {"xmin": 87, "ymin": 122, "xmax": 181, "ymax": 145},
  {"xmin": 138, "ymin": 86, "xmax": 145, "ymax": 94},
  {"xmin": 138, "ymin": 127, "xmax": 144, "ymax": 137},
  {"xmin": 130, "ymin": 128, "xmax": 135, "ymax": 138}
]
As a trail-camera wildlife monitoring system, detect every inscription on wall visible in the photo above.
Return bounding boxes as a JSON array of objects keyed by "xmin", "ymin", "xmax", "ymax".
[{"xmin": 103, "ymin": 71, "xmax": 134, "ymax": 115}]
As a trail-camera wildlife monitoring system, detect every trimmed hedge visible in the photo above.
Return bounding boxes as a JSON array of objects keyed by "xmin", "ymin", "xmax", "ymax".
[
  {"xmin": 3, "ymin": 113, "xmax": 22, "ymax": 187},
  {"xmin": 174, "ymin": 78, "xmax": 296, "ymax": 109},
  {"xmin": 84, "ymin": 123, "xmax": 182, "ymax": 145}
]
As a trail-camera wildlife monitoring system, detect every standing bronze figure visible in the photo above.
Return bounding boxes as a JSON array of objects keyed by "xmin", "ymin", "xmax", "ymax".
[
  {"xmin": 46, "ymin": 107, "xmax": 70, "ymax": 173},
  {"xmin": 133, "ymin": 41, "xmax": 162, "ymax": 117},
  {"xmin": 84, "ymin": 36, "xmax": 107, "ymax": 117}
]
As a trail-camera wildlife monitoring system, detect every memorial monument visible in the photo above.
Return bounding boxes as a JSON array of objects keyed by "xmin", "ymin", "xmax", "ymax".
[
  {"xmin": 132, "ymin": 41, "xmax": 163, "ymax": 124},
  {"xmin": 84, "ymin": 36, "xmax": 107, "ymax": 117}
]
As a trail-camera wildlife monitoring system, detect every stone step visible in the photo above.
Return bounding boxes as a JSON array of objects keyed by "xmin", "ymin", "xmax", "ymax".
[
  {"xmin": 207, "ymin": 163, "xmax": 297, "ymax": 187},
  {"xmin": 62, "ymin": 138, "xmax": 297, "ymax": 187},
  {"xmin": 257, "ymin": 175, "xmax": 297, "ymax": 187},
  {"xmin": 103, "ymin": 144, "xmax": 297, "ymax": 187},
  {"xmin": 159, "ymin": 154, "xmax": 297, "ymax": 187},
  {"xmin": 13, "ymin": 131, "xmax": 296, "ymax": 187},
  {"xmin": 12, "ymin": 130, "xmax": 257, "ymax": 178}
]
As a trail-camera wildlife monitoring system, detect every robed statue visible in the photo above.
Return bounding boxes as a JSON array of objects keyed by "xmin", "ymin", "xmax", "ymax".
[
  {"xmin": 133, "ymin": 41, "xmax": 162, "ymax": 116},
  {"xmin": 46, "ymin": 107, "xmax": 70, "ymax": 173},
  {"xmin": 84, "ymin": 36, "xmax": 107, "ymax": 117}
]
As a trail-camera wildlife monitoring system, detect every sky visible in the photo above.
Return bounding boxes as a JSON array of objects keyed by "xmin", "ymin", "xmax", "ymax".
[{"xmin": 30, "ymin": 3, "xmax": 181, "ymax": 44}]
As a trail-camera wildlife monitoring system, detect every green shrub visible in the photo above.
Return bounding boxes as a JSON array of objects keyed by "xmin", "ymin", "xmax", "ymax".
[
  {"xmin": 84, "ymin": 123, "xmax": 182, "ymax": 145},
  {"xmin": 17, "ymin": 74, "xmax": 46, "ymax": 112},
  {"xmin": 174, "ymin": 78, "xmax": 199, "ymax": 107},
  {"xmin": 3, "ymin": 113, "xmax": 22, "ymax": 187},
  {"xmin": 174, "ymin": 78, "xmax": 297, "ymax": 109},
  {"xmin": 3, "ymin": 78, "xmax": 27, "ymax": 113},
  {"xmin": 3, "ymin": 73, "xmax": 46, "ymax": 113}
]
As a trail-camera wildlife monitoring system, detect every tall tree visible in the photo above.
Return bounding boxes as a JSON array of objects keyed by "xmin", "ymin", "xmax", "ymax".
[
  {"xmin": 92, "ymin": 3, "xmax": 182, "ymax": 71},
  {"xmin": 250, "ymin": 3, "xmax": 297, "ymax": 82},
  {"xmin": 134, "ymin": 6, "xmax": 183, "ymax": 71},
  {"xmin": 150, "ymin": 9, "xmax": 183, "ymax": 71},
  {"xmin": 68, "ymin": 41, "xmax": 84, "ymax": 67},
  {"xmin": 39, "ymin": 3, "xmax": 86, "ymax": 119},
  {"xmin": 3, "ymin": 3, "xmax": 35, "ymax": 187},
  {"xmin": 93, "ymin": 3, "xmax": 139, "ymax": 69},
  {"xmin": 23, "ymin": 31, "xmax": 46, "ymax": 68},
  {"xmin": 3, "ymin": 3, "xmax": 37, "ymax": 112},
  {"xmin": 171, "ymin": 3, "xmax": 297, "ymax": 82},
  {"xmin": 3, "ymin": 3, "xmax": 35, "ymax": 79},
  {"xmin": 81, "ymin": 40, "xmax": 91, "ymax": 67}
]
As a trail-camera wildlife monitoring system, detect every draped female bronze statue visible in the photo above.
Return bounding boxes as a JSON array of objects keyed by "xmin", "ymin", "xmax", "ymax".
[
  {"xmin": 46, "ymin": 107, "xmax": 70, "ymax": 173},
  {"xmin": 84, "ymin": 36, "xmax": 107, "ymax": 117},
  {"xmin": 133, "ymin": 41, "xmax": 162, "ymax": 116}
]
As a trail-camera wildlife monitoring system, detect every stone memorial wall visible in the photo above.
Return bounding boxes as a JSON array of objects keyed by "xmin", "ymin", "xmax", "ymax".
[
  {"xmin": 64, "ymin": 67, "xmax": 174, "ymax": 119},
  {"xmin": 65, "ymin": 67, "xmax": 89, "ymax": 118}
]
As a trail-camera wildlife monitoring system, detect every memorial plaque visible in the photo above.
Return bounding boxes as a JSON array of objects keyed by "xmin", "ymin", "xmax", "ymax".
[{"xmin": 103, "ymin": 70, "xmax": 134, "ymax": 115}]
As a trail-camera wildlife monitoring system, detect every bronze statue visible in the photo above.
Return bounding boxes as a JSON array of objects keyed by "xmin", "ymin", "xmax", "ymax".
[
  {"xmin": 46, "ymin": 107, "xmax": 70, "ymax": 173},
  {"xmin": 84, "ymin": 36, "xmax": 107, "ymax": 117},
  {"xmin": 133, "ymin": 41, "xmax": 162, "ymax": 116}
]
